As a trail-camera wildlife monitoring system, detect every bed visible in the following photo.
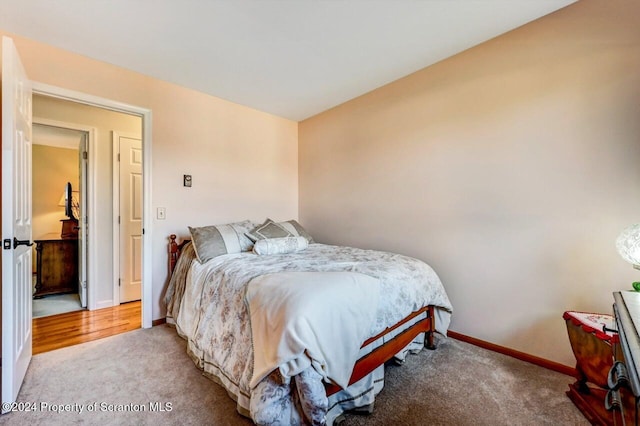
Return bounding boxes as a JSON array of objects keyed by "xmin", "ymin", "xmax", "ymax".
[{"xmin": 165, "ymin": 219, "xmax": 453, "ymax": 425}]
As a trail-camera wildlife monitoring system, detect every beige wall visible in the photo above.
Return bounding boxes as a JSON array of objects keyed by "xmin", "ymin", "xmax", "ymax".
[
  {"xmin": 32, "ymin": 144, "xmax": 79, "ymax": 241},
  {"xmin": 0, "ymin": 30, "xmax": 299, "ymax": 319},
  {"xmin": 299, "ymin": 0, "xmax": 640, "ymax": 367},
  {"xmin": 33, "ymin": 95, "xmax": 142, "ymax": 307}
]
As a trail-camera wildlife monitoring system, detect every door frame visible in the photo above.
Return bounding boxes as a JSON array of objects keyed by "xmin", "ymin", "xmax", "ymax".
[{"xmin": 32, "ymin": 82, "xmax": 153, "ymax": 328}]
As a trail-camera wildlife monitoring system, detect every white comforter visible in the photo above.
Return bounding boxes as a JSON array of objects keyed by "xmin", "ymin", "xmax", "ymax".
[{"xmin": 247, "ymin": 271, "xmax": 380, "ymax": 389}]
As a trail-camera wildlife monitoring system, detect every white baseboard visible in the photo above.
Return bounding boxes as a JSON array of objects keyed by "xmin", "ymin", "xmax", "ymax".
[{"xmin": 94, "ymin": 300, "xmax": 115, "ymax": 310}]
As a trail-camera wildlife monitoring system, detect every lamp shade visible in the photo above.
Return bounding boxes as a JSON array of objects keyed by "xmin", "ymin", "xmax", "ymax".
[
  {"xmin": 57, "ymin": 191, "xmax": 67, "ymax": 207},
  {"xmin": 616, "ymin": 224, "xmax": 640, "ymax": 265}
]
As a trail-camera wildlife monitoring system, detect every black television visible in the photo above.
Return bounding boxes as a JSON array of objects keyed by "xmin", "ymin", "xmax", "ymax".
[{"xmin": 64, "ymin": 182, "xmax": 75, "ymax": 220}]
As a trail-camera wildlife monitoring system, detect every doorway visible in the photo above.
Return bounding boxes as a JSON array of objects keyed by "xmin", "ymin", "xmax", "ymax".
[
  {"xmin": 29, "ymin": 85, "xmax": 153, "ymax": 329},
  {"xmin": 31, "ymin": 122, "xmax": 87, "ymax": 318},
  {"xmin": 31, "ymin": 93, "xmax": 145, "ymax": 328}
]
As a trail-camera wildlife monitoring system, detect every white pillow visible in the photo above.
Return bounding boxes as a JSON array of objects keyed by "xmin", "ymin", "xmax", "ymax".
[{"xmin": 253, "ymin": 236, "xmax": 309, "ymax": 256}]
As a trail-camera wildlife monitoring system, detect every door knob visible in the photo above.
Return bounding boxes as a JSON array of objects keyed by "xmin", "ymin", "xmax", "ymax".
[{"xmin": 13, "ymin": 237, "xmax": 34, "ymax": 249}]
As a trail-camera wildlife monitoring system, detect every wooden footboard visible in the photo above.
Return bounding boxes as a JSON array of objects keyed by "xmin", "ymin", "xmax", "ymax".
[
  {"xmin": 325, "ymin": 305, "xmax": 436, "ymax": 397},
  {"xmin": 167, "ymin": 233, "xmax": 438, "ymax": 398}
]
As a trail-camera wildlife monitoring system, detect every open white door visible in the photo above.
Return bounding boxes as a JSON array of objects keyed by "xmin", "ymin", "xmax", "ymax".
[
  {"xmin": 117, "ymin": 134, "xmax": 142, "ymax": 303},
  {"xmin": 1, "ymin": 36, "xmax": 33, "ymax": 410}
]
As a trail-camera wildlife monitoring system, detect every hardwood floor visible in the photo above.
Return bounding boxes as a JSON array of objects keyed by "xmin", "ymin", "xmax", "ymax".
[{"xmin": 32, "ymin": 301, "xmax": 141, "ymax": 355}]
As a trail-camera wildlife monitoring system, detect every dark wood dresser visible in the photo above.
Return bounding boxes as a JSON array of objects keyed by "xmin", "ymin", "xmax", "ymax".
[
  {"xmin": 33, "ymin": 233, "xmax": 78, "ymax": 298},
  {"xmin": 611, "ymin": 291, "xmax": 640, "ymax": 424}
]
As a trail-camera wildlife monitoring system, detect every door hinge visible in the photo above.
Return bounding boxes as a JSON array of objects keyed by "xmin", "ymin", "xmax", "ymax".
[
  {"xmin": 82, "ymin": 151, "xmax": 88, "ymax": 160},
  {"xmin": 117, "ymin": 153, "xmax": 120, "ymax": 162},
  {"xmin": 118, "ymin": 216, "xmax": 121, "ymax": 224},
  {"xmin": 118, "ymin": 278, "xmax": 121, "ymax": 287}
]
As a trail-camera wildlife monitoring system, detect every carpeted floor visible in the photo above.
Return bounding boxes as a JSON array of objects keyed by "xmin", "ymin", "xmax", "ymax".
[{"xmin": 2, "ymin": 325, "xmax": 588, "ymax": 425}]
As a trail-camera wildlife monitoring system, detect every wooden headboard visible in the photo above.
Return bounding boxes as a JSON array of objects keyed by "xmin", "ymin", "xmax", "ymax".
[{"xmin": 169, "ymin": 234, "xmax": 191, "ymax": 275}]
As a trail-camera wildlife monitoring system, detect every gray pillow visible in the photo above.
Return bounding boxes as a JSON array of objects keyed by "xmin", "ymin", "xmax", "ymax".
[
  {"xmin": 246, "ymin": 218, "xmax": 315, "ymax": 244},
  {"xmin": 189, "ymin": 220, "xmax": 256, "ymax": 263},
  {"xmin": 278, "ymin": 219, "xmax": 315, "ymax": 244},
  {"xmin": 245, "ymin": 219, "xmax": 293, "ymax": 242}
]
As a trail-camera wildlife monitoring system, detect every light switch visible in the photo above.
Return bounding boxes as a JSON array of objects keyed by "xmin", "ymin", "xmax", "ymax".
[
  {"xmin": 183, "ymin": 175, "xmax": 192, "ymax": 187},
  {"xmin": 157, "ymin": 207, "xmax": 166, "ymax": 220}
]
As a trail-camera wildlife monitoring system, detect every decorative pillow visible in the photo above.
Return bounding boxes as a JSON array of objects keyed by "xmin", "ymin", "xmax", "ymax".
[
  {"xmin": 246, "ymin": 219, "xmax": 293, "ymax": 242},
  {"xmin": 228, "ymin": 220, "xmax": 258, "ymax": 251},
  {"xmin": 253, "ymin": 236, "xmax": 309, "ymax": 256},
  {"xmin": 278, "ymin": 219, "xmax": 315, "ymax": 244},
  {"xmin": 246, "ymin": 218, "xmax": 315, "ymax": 243},
  {"xmin": 189, "ymin": 220, "xmax": 256, "ymax": 263}
]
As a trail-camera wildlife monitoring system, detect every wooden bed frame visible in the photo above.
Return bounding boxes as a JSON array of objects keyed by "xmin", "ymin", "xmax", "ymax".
[{"xmin": 168, "ymin": 234, "xmax": 437, "ymax": 397}]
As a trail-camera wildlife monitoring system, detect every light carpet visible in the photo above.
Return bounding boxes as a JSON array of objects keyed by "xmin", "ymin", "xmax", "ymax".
[{"xmin": 2, "ymin": 325, "xmax": 588, "ymax": 425}]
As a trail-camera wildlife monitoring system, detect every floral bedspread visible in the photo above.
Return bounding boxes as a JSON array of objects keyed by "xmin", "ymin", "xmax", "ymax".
[{"xmin": 165, "ymin": 243, "xmax": 452, "ymax": 425}]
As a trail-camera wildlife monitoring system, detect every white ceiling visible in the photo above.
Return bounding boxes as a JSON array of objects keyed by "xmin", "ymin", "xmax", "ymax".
[{"xmin": 0, "ymin": 0, "xmax": 576, "ymax": 121}]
